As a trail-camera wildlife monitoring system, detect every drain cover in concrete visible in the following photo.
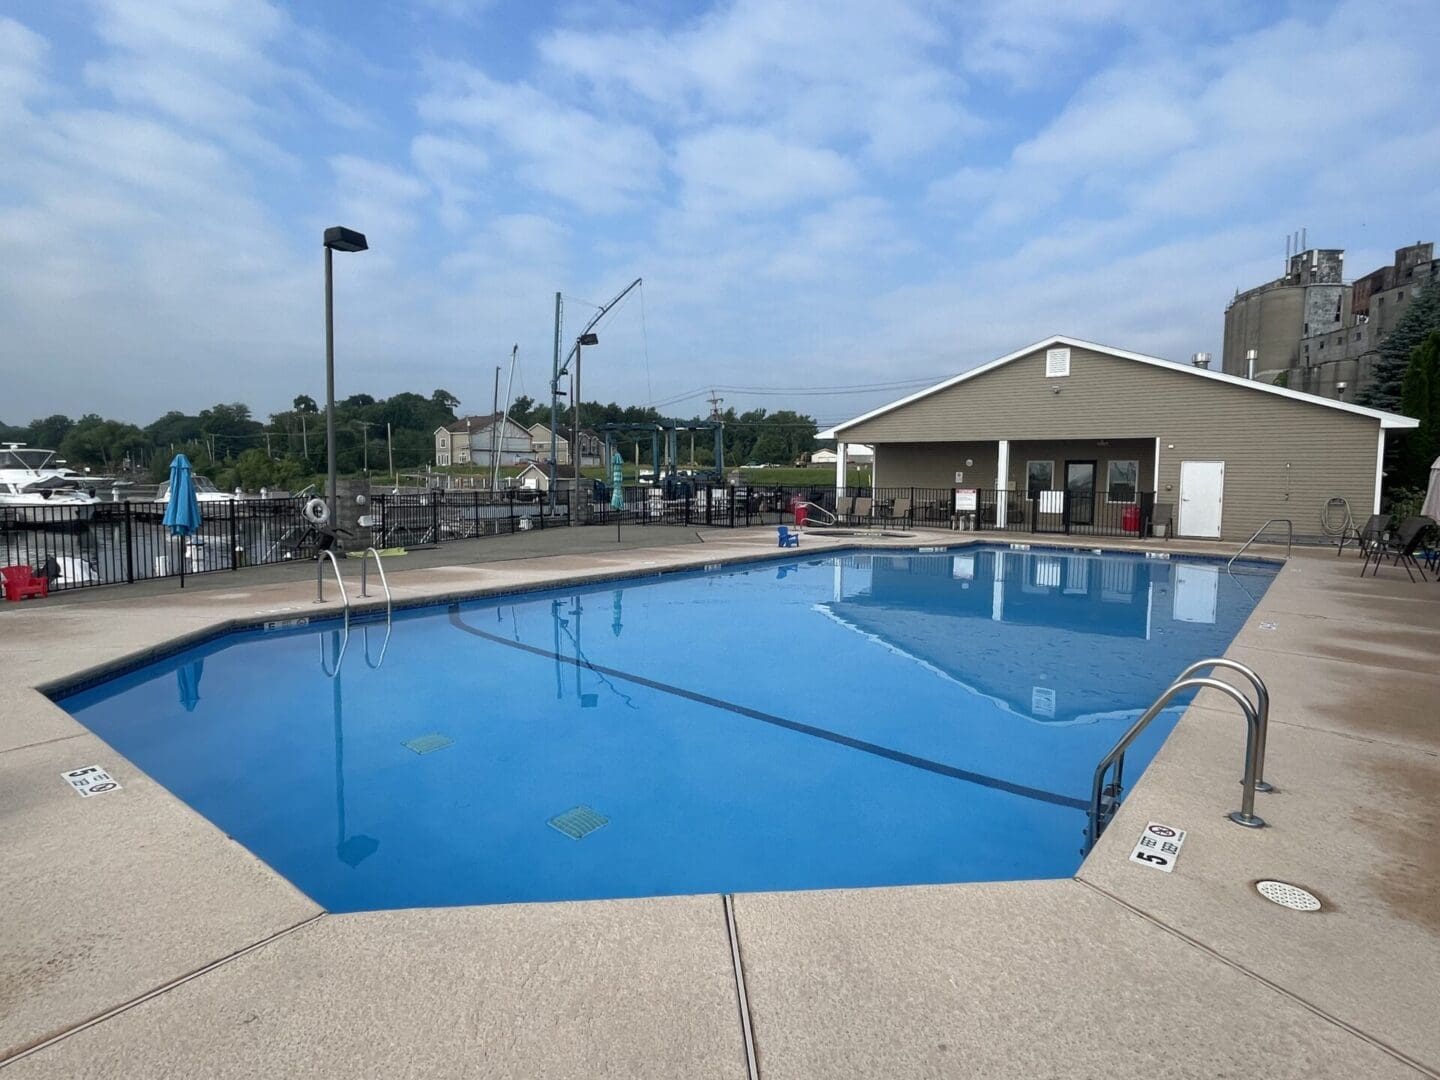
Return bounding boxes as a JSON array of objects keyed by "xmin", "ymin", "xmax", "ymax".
[
  {"xmin": 403, "ymin": 734, "xmax": 453, "ymax": 755},
  {"xmin": 1256, "ymin": 880, "xmax": 1321, "ymax": 911},
  {"xmin": 549, "ymin": 805, "xmax": 609, "ymax": 840}
]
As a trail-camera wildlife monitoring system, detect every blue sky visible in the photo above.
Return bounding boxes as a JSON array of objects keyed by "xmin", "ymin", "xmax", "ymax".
[{"xmin": 2, "ymin": 1, "xmax": 1438, "ymax": 427}]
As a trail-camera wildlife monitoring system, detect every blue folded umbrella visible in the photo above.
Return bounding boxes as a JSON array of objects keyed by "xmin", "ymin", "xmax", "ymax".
[{"xmin": 162, "ymin": 454, "xmax": 203, "ymax": 586}]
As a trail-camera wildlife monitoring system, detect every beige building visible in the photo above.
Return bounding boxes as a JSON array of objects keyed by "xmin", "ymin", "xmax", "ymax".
[{"xmin": 819, "ymin": 336, "xmax": 1417, "ymax": 543}]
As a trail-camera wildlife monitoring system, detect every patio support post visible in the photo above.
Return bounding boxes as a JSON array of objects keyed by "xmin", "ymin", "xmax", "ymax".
[
  {"xmin": 996, "ymin": 439, "xmax": 1010, "ymax": 529},
  {"xmin": 835, "ymin": 441, "xmax": 849, "ymax": 499}
]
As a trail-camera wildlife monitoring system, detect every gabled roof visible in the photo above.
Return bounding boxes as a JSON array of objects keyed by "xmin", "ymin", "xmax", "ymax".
[{"xmin": 818, "ymin": 335, "xmax": 1420, "ymax": 437}]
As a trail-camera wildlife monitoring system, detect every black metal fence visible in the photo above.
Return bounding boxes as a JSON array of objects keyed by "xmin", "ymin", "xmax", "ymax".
[
  {"xmin": 2, "ymin": 498, "xmax": 320, "ymax": 592},
  {"xmin": 3, "ymin": 482, "xmax": 1162, "ymax": 597},
  {"xmin": 370, "ymin": 489, "xmax": 570, "ymax": 547}
]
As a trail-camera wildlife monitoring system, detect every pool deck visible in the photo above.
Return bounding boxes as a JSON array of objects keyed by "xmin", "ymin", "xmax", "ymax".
[{"xmin": 1, "ymin": 527, "xmax": 1436, "ymax": 1078}]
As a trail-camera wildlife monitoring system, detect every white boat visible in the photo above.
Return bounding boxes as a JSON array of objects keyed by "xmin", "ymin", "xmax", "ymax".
[
  {"xmin": 156, "ymin": 476, "xmax": 240, "ymax": 505},
  {"xmin": 0, "ymin": 444, "xmax": 102, "ymax": 524}
]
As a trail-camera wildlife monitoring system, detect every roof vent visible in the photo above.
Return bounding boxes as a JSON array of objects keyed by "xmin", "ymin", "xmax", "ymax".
[
  {"xmin": 1191, "ymin": 352, "xmax": 1212, "ymax": 369},
  {"xmin": 1045, "ymin": 348, "xmax": 1071, "ymax": 378}
]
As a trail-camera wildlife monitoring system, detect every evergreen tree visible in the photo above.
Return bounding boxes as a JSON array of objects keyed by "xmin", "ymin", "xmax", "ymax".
[
  {"xmin": 1396, "ymin": 331, "xmax": 1440, "ymax": 488},
  {"xmin": 1358, "ymin": 281, "xmax": 1440, "ymax": 410}
]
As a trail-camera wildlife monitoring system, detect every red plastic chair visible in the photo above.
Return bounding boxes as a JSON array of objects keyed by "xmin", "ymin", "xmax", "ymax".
[{"xmin": 1, "ymin": 565, "xmax": 49, "ymax": 601}]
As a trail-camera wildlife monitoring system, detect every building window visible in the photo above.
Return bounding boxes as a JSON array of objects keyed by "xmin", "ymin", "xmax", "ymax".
[
  {"xmin": 1026, "ymin": 460, "xmax": 1054, "ymax": 498},
  {"xmin": 1106, "ymin": 460, "xmax": 1139, "ymax": 503},
  {"xmin": 1397, "ymin": 291, "xmax": 1405, "ymax": 302},
  {"xmin": 438, "ymin": 453, "xmax": 450, "ymax": 466}
]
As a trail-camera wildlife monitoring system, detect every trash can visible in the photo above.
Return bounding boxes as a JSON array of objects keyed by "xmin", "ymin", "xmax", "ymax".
[
  {"xmin": 1122, "ymin": 504, "xmax": 1141, "ymax": 534},
  {"xmin": 793, "ymin": 499, "xmax": 808, "ymax": 528}
]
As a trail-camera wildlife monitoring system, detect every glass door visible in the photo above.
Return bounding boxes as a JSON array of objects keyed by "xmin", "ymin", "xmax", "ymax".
[{"xmin": 1065, "ymin": 460, "xmax": 1096, "ymax": 525}]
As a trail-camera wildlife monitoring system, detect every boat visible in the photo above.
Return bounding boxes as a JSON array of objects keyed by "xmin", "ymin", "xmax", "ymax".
[
  {"xmin": 156, "ymin": 476, "xmax": 240, "ymax": 505},
  {"xmin": 0, "ymin": 444, "xmax": 102, "ymax": 525}
]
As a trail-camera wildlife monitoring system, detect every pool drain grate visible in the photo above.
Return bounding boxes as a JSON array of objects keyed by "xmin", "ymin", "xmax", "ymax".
[
  {"xmin": 403, "ymin": 734, "xmax": 453, "ymax": 755},
  {"xmin": 1256, "ymin": 880, "xmax": 1322, "ymax": 911},
  {"xmin": 549, "ymin": 805, "xmax": 609, "ymax": 840}
]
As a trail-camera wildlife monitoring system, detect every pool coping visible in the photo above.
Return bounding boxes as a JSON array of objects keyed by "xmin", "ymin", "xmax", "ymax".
[{"xmin": 3, "ymin": 525, "xmax": 1436, "ymax": 1078}]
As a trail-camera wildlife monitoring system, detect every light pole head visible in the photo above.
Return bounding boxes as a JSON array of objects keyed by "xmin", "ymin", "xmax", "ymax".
[
  {"xmin": 578, "ymin": 332, "xmax": 599, "ymax": 346},
  {"xmin": 324, "ymin": 226, "xmax": 369, "ymax": 253}
]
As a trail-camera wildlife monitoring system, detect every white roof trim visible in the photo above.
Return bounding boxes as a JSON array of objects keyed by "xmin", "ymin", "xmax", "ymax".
[{"xmin": 818, "ymin": 335, "xmax": 1420, "ymax": 437}]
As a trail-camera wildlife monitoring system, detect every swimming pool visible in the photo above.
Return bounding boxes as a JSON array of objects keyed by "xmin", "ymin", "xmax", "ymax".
[{"xmin": 56, "ymin": 545, "xmax": 1276, "ymax": 912}]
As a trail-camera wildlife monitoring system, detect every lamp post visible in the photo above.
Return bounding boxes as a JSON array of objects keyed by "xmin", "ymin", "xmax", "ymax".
[
  {"xmin": 323, "ymin": 226, "xmax": 368, "ymax": 536},
  {"xmin": 573, "ymin": 331, "xmax": 599, "ymax": 520}
]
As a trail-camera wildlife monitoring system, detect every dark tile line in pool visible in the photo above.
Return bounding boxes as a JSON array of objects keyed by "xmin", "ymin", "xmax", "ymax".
[
  {"xmin": 447, "ymin": 604, "xmax": 1091, "ymax": 813},
  {"xmin": 40, "ymin": 538, "xmax": 1279, "ymax": 700}
]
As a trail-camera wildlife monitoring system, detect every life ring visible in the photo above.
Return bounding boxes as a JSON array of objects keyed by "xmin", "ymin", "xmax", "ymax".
[{"xmin": 303, "ymin": 498, "xmax": 329, "ymax": 525}]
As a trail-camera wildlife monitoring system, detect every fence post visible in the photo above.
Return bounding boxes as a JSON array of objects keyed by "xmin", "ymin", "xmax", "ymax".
[
  {"xmin": 229, "ymin": 501, "xmax": 239, "ymax": 570},
  {"xmin": 684, "ymin": 486, "xmax": 692, "ymax": 526},
  {"xmin": 124, "ymin": 502, "xmax": 136, "ymax": 584},
  {"xmin": 1062, "ymin": 491, "xmax": 1072, "ymax": 535}
]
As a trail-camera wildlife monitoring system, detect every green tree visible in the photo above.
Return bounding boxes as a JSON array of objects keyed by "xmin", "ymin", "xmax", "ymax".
[
  {"xmin": 25, "ymin": 414, "xmax": 75, "ymax": 448},
  {"xmin": 292, "ymin": 394, "xmax": 318, "ymax": 413},
  {"xmin": 430, "ymin": 388, "xmax": 460, "ymax": 417},
  {"xmin": 58, "ymin": 415, "xmax": 149, "ymax": 470},
  {"xmin": 1396, "ymin": 331, "xmax": 1440, "ymax": 489},
  {"xmin": 1359, "ymin": 281, "xmax": 1440, "ymax": 410},
  {"xmin": 145, "ymin": 410, "xmax": 203, "ymax": 449}
]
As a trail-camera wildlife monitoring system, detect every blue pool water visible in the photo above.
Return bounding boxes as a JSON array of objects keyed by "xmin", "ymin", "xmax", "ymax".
[{"xmin": 57, "ymin": 546, "xmax": 1275, "ymax": 912}]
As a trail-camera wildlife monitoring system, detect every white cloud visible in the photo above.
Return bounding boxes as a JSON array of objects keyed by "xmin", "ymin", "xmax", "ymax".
[
  {"xmin": 410, "ymin": 134, "xmax": 489, "ymax": 227},
  {"xmin": 539, "ymin": 0, "xmax": 976, "ymax": 162},
  {"xmin": 418, "ymin": 63, "xmax": 663, "ymax": 214},
  {"xmin": 672, "ymin": 126, "xmax": 858, "ymax": 214},
  {"xmin": 329, "ymin": 155, "xmax": 428, "ymax": 242}
]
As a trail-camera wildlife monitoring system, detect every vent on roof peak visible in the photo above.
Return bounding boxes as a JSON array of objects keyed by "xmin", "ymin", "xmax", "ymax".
[{"xmin": 1045, "ymin": 348, "xmax": 1071, "ymax": 378}]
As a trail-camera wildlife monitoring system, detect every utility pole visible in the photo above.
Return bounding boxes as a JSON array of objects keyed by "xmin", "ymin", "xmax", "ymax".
[
  {"xmin": 301, "ymin": 412, "xmax": 308, "ymax": 460},
  {"xmin": 355, "ymin": 419, "xmax": 375, "ymax": 474},
  {"xmin": 265, "ymin": 431, "xmax": 272, "ymax": 458},
  {"xmin": 707, "ymin": 390, "xmax": 724, "ymax": 420},
  {"xmin": 386, "ymin": 422, "xmax": 393, "ymax": 482},
  {"xmin": 489, "ymin": 365, "xmax": 501, "ymax": 484}
]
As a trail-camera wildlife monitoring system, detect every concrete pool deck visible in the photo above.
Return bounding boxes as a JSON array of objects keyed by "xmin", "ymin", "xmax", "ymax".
[{"xmin": 1, "ymin": 528, "xmax": 1436, "ymax": 1078}]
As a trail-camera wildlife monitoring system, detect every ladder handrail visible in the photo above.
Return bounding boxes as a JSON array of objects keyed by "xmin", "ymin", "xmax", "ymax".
[
  {"xmin": 800, "ymin": 501, "xmax": 838, "ymax": 525},
  {"xmin": 358, "ymin": 546, "xmax": 392, "ymax": 613},
  {"xmin": 363, "ymin": 620, "xmax": 392, "ymax": 670},
  {"xmin": 1171, "ymin": 657, "xmax": 1273, "ymax": 792},
  {"xmin": 1227, "ymin": 517, "xmax": 1292, "ymax": 570},
  {"xmin": 319, "ymin": 628, "xmax": 349, "ymax": 678},
  {"xmin": 1088, "ymin": 673, "xmax": 1266, "ymax": 850},
  {"xmin": 314, "ymin": 549, "xmax": 350, "ymax": 633}
]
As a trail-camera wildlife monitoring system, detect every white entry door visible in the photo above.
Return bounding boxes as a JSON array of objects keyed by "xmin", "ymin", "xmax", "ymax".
[{"xmin": 1178, "ymin": 461, "xmax": 1224, "ymax": 538}]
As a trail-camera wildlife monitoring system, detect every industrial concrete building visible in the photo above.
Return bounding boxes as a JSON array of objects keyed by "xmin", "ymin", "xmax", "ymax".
[
  {"xmin": 1223, "ymin": 241, "xmax": 1438, "ymax": 401},
  {"xmin": 820, "ymin": 336, "xmax": 1417, "ymax": 543}
]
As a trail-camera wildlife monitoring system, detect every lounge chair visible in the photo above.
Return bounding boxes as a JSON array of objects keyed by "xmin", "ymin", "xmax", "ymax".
[
  {"xmin": 888, "ymin": 497, "xmax": 912, "ymax": 527},
  {"xmin": 833, "ymin": 496, "xmax": 854, "ymax": 524},
  {"xmin": 851, "ymin": 497, "xmax": 872, "ymax": 525},
  {"xmin": 776, "ymin": 525, "xmax": 799, "ymax": 548},
  {"xmin": 1362, "ymin": 516, "xmax": 1436, "ymax": 581},
  {"xmin": 2, "ymin": 565, "xmax": 49, "ymax": 601}
]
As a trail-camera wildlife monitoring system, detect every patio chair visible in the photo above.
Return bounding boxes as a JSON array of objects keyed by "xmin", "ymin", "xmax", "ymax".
[
  {"xmin": 888, "ymin": 497, "xmax": 912, "ymax": 527},
  {"xmin": 851, "ymin": 497, "xmax": 873, "ymax": 525},
  {"xmin": 1150, "ymin": 502, "xmax": 1174, "ymax": 540},
  {"xmin": 776, "ymin": 525, "xmax": 799, "ymax": 548},
  {"xmin": 833, "ymin": 496, "xmax": 854, "ymax": 524},
  {"xmin": 1342, "ymin": 513, "xmax": 1386, "ymax": 558},
  {"xmin": 2, "ymin": 565, "xmax": 49, "ymax": 602},
  {"xmin": 1362, "ymin": 516, "xmax": 1436, "ymax": 582}
]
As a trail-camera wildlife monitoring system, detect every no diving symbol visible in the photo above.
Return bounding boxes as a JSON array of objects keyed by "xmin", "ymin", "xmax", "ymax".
[{"xmin": 1147, "ymin": 825, "xmax": 1177, "ymax": 838}]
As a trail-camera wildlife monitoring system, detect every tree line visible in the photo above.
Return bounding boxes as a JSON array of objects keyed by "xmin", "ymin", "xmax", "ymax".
[
  {"xmin": 1358, "ymin": 280, "xmax": 1440, "ymax": 505},
  {"xmin": 1, "ymin": 387, "xmax": 821, "ymax": 491}
]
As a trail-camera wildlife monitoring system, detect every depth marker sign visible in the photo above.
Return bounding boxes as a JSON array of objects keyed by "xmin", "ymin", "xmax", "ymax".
[
  {"xmin": 1129, "ymin": 822, "xmax": 1185, "ymax": 873},
  {"xmin": 62, "ymin": 765, "xmax": 121, "ymax": 798}
]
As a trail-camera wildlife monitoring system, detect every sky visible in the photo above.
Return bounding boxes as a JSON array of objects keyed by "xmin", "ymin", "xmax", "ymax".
[{"xmin": 2, "ymin": 0, "xmax": 1438, "ymax": 430}]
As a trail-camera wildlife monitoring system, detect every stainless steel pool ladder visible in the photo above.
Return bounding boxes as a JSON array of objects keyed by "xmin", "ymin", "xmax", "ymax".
[
  {"xmin": 1227, "ymin": 518, "xmax": 1292, "ymax": 571},
  {"xmin": 800, "ymin": 501, "xmax": 838, "ymax": 525},
  {"xmin": 358, "ymin": 547, "xmax": 392, "ymax": 613},
  {"xmin": 1087, "ymin": 658, "xmax": 1273, "ymax": 851},
  {"xmin": 314, "ymin": 549, "xmax": 350, "ymax": 632}
]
